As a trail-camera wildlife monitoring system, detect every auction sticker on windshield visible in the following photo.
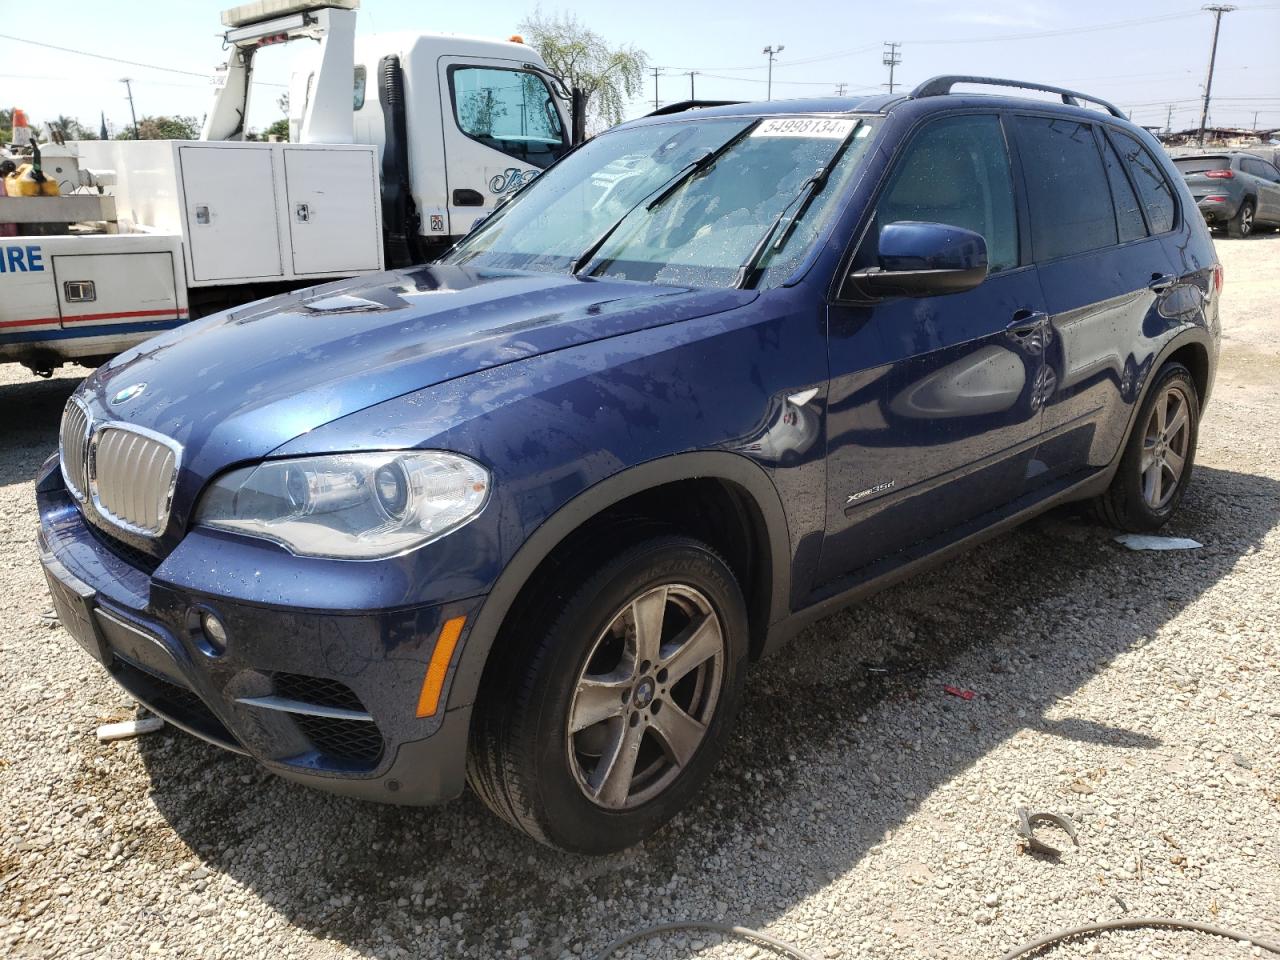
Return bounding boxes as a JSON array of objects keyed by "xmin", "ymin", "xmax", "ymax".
[{"xmin": 752, "ymin": 117, "xmax": 858, "ymax": 138}]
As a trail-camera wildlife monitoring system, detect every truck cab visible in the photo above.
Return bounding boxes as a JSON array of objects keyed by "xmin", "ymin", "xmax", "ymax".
[{"xmin": 289, "ymin": 33, "xmax": 572, "ymax": 252}]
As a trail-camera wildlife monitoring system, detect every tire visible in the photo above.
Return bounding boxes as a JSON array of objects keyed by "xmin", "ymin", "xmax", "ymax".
[
  {"xmin": 1092, "ymin": 362, "xmax": 1200, "ymax": 532},
  {"xmin": 1227, "ymin": 198, "xmax": 1255, "ymax": 238},
  {"xmin": 467, "ymin": 534, "xmax": 749, "ymax": 853}
]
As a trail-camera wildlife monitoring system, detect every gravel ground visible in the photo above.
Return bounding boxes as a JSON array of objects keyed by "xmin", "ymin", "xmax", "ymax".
[{"xmin": 1, "ymin": 235, "xmax": 1277, "ymax": 960}]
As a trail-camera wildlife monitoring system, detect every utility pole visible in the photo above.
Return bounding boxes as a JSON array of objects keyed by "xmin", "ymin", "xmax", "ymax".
[
  {"xmin": 120, "ymin": 77, "xmax": 140, "ymax": 140},
  {"xmin": 1198, "ymin": 5, "xmax": 1235, "ymax": 146},
  {"xmin": 651, "ymin": 67, "xmax": 661, "ymax": 110},
  {"xmin": 1253, "ymin": 110, "xmax": 1259, "ymax": 130},
  {"xmin": 684, "ymin": 71, "xmax": 698, "ymax": 100},
  {"xmin": 1166, "ymin": 104, "xmax": 1174, "ymax": 135},
  {"xmin": 882, "ymin": 42, "xmax": 902, "ymax": 94},
  {"xmin": 762, "ymin": 44, "xmax": 784, "ymax": 101},
  {"xmin": 834, "ymin": 82, "xmax": 848, "ymax": 96}
]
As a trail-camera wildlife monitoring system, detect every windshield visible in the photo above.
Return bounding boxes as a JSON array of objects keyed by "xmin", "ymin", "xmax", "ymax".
[{"xmin": 444, "ymin": 115, "xmax": 878, "ymax": 288}]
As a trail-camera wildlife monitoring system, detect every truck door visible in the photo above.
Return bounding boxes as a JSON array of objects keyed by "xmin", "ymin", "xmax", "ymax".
[{"xmin": 437, "ymin": 58, "xmax": 570, "ymax": 236}]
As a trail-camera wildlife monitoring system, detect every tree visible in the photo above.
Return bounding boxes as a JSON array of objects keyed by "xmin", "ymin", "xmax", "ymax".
[
  {"xmin": 116, "ymin": 115, "xmax": 199, "ymax": 140},
  {"xmin": 51, "ymin": 115, "xmax": 96, "ymax": 141},
  {"xmin": 265, "ymin": 118, "xmax": 290, "ymax": 141},
  {"xmin": 518, "ymin": 10, "xmax": 647, "ymax": 133}
]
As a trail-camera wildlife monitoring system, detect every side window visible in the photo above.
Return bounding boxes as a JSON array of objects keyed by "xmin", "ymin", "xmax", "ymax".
[
  {"xmin": 353, "ymin": 66, "xmax": 367, "ymax": 110},
  {"xmin": 1013, "ymin": 116, "xmax": 1116, "ymax": 260},
  {"xmin": 450, "ymin": 66, "xmax": 568, "ymax": 169},
  {"xmin": 1098, "ymin": 134, "xmax": 1147, "ymax": 243},
  {"xmin": 1110, "ymin": 130, "xmax": 1176, "ymax": 234},
  {"xmin": 873, "ymin": 114, "xmax": 1018, "ymax": 273}
]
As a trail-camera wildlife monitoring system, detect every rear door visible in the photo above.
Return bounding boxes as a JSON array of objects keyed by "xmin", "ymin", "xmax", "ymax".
[
  {"xmin": 1014, "ymin": 116, "xmax": 1179, "ymax": 484},
  {"xmin": 437, "ymin": 59, "xmax": 570, "ymax": 236}
]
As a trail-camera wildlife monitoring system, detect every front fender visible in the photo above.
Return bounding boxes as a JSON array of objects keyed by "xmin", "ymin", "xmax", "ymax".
[{"xmin": 446, "ymin": 450, "xmax": 793, "ymax": 711}]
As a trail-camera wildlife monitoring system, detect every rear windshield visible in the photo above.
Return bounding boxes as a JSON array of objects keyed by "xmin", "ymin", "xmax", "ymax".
[{"xmin": 1173, "ymin": 157, "xmax": 1230, "ymax": 174}]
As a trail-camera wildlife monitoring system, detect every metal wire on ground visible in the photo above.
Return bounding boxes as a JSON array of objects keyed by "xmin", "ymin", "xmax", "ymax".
[{"xmin": 592, "ymin": 916, "xmax": 1280, "ymax": 960}]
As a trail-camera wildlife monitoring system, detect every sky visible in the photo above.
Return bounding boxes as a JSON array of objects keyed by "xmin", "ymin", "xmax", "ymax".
[{"xmin": 2, "ymin": 0, "xmax": 1278, "ymax": 136}]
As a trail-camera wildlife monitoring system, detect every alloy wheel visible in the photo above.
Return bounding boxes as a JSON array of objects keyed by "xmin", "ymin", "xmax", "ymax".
[
  {"xmin": 566, "ymin": 583, "xmax": 725, "ymax": 809},
  {"xmin": 1241, "ymin": 205, "xmax": 1253, "ymax": 236},
  {"xmin": 1140, "ymin": 382, "xmax": 1192, "ymax": 510}
]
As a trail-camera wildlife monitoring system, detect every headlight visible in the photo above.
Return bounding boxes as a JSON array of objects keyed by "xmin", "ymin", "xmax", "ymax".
[{"xmin": 194, "ymin": 452, "xmax": 489, "ymax": 559}]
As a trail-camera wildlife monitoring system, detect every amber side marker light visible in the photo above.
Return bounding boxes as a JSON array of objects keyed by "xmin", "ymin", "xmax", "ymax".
[{"xmin": 416, "ymin": 616, "xmax": 467, "ymax": 718}]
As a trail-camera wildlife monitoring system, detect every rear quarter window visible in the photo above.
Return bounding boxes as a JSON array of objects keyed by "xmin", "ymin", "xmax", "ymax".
[{"xmin": 1110, "ymin": 130, "xmax": 1176, "ymax": 235}]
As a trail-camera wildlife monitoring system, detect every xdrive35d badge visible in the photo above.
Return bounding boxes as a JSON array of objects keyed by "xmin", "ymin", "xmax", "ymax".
[{"xmin": 37, "ymin": 75, "xmax": 1220, "ymax": 854}]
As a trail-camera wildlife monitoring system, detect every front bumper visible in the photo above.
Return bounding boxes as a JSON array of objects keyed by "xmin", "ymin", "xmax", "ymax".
[{"xmin": 37, "ymin": 465, "xmax": 482, "ymax": 805}]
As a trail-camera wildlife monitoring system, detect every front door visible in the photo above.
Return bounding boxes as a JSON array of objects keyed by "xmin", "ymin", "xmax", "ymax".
[
  {"xmin": 437, "ymin": 58, "xmax": 570, "ymax": 236},
  {"xmin": 819, "ymin": 113, "xmax": 1047, "ymax": 584}
]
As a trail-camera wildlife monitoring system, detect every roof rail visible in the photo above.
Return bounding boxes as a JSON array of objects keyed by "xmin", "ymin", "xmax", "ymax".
[
  {"xmin": 646, "ymin": 100, "xmax": 743, "ymax": 117},
  {"xmin": 910, "ymin": 76, "xmax": 1126, "ymax": 119}
]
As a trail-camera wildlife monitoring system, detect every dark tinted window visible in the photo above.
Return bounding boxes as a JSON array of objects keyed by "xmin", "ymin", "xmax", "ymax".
[
  {"xmin": 1110, "ymin": 130, "xmax": 1176, "ymax": 234},
  {"xmin": 1242, "ymin": 157, "xmax": 1280, "ymax": 182},
  {"xmin": 1100, "ymin": 135, "xmax": 1147, "ymax": 243},
  {"xmin": 875, "ymin": 114, "xmax": 1018, "ymax": 272},
  {"xmin": 1173, "ymin": 156, "xmax": 1230, "ymax": 174},
  {"xmin": 1014, "ymin": 116, "xmax": 1115, "ymax": 260}
]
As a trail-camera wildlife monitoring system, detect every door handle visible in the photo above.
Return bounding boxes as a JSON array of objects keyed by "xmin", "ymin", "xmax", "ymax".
[
  {"xmin": 1148, "ymin": 273, "xmax": 1176, "ymax": 293},
  {"xmin": 1007, "ymin": 309, "xmax": 1047, "ymax": 338}
]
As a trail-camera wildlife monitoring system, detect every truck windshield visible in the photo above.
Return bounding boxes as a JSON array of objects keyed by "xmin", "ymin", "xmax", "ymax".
[{"xmin": 445, "ymin": 115, "xmax": 878, "ymax": 288}]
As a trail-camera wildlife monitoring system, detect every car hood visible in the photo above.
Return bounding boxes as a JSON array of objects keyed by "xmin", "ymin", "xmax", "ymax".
[{"xmin": 83, "ymin": 264, "xmax": 756, "ymax": 476}]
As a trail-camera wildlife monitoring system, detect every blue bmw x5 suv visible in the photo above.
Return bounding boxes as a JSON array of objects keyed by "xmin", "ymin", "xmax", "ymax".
[{"xmin": 38, "ymin": 77, "xmax": 1220, "ymax": 853}]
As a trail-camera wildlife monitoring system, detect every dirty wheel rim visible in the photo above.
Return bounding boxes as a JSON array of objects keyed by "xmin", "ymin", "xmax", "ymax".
[
  {"xmin": 566, "ymin": 583, "xmax": 725, "ymax": 810},
  {"xmin": 1141, "ymin": 382, "xmax": 1192, "ymax": 510}
]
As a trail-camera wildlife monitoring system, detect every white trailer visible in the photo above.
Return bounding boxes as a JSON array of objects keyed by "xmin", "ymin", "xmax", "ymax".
[{"xmin": 0, "ymin": 0, "xmax": 577, "ymax": 376}]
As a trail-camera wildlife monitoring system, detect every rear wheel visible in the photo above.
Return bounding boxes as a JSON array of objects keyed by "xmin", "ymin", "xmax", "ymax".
[
  {"xmin": 467, "ymin": 534, "xmax": 748, "ymax": 853},
  {"xmin": 1093, "ymin": 363, "xmax": 1199, "ymax": 532},
  {"xmin": 1227, "ymin": 198, "xmax": 1255, "ymax": 238}
]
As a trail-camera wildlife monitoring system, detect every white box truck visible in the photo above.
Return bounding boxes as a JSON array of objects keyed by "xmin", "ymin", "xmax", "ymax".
[{"xmin": 1, "ymin": 0, "xmax": 578, "ymax": 376}]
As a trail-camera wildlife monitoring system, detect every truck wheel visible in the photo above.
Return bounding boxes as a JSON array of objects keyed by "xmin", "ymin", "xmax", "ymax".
[
  {"xmin": 1227, "ymin": 199, "xmax": 1255, "ymax": 238},
  {"xmin": 1093, "ymin": 363, "xmax": 1199, "ymax": 532},
  {"xmin": 467, "ymin": 534, "xmax": 748, "ymax": 854}
]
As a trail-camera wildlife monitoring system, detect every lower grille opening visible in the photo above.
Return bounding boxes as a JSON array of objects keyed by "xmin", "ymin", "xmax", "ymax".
[
  {"xmin": 272, "ymin": 673, "xmax": 384, "ymax": 767},
  {"xmin": 111, "ymin": 657, "xmax": 240, "ymax": 751},
  {"xmin": 294, "ymin": 714, "xmax": 385, "ymax": 766},
  {"xmin": 85, "ymin": 522, "xmax": 162, "ymax": 574}
]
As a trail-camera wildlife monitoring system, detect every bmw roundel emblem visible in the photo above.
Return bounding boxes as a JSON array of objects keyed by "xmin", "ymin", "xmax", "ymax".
[{"xmin": 111, "ymin": 382, "xmax": 147, "ymax": 405}]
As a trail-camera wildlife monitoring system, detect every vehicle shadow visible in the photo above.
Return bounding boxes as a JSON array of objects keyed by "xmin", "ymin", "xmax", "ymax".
[
  {"xmin": 126, "ymin": 460, "xmax": 1279, "ymax": 958},
  {"xmin": 0, "ymin": 370, "xmax": 84, "ymax": 490}
]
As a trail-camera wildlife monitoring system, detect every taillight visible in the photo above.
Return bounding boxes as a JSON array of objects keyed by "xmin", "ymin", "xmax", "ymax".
[
  {"xmin": 1204, "ymin": 169, "xmax": 1234, "ymax": 179},
  {"xmin": 1213, "ymin": 263, "xmax": 1224, "ymax": 294}
]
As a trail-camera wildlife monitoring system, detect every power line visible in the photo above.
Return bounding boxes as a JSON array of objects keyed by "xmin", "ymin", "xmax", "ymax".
[
  {"xmin": 0, "ymin": 32, "xmax": 288, "ymax": 88},
  {"xmin": 0, "ymin": 31, "xmax": 207, "ymax": 78}
]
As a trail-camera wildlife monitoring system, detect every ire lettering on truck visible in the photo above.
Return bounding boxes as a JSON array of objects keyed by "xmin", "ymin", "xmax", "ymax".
[{"xmin": 0, "ymin": 246, "xmax": 45, "ymax": 273}]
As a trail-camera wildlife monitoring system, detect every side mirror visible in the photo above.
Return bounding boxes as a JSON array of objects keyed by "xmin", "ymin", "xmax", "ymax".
[{"xmin": 850, "ymin": 221, "xmax": 989, "ymax": 298}]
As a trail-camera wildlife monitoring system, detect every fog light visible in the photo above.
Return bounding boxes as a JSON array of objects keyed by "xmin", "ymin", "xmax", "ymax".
[{"xmin": 200, "ymin": 611, "xmax": 228, "ymax": 654}]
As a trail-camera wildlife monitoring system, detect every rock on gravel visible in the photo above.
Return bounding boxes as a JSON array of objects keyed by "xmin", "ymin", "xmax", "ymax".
[{"xmin": 1, "ymin": 236, "xmax": 1278, "ymax": 960}]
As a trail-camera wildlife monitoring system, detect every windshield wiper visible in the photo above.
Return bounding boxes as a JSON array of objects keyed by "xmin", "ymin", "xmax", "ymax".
[
  {"xmin": 733, "ymin": 120, "xmax": 864, "ymax": 289},
  {"xmin": 571, "ymin": 119, "xmax": 761, "ymax": 276}
]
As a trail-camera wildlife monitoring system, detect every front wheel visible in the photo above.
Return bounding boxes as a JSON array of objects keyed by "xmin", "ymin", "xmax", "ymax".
[
  {"xmin": 467, "ymin": 534, "xmax": 748, "ymax": 853},
  {"xmin": 1093, "ymin": 362, "xmax": 1200, "ymax": 532}
]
